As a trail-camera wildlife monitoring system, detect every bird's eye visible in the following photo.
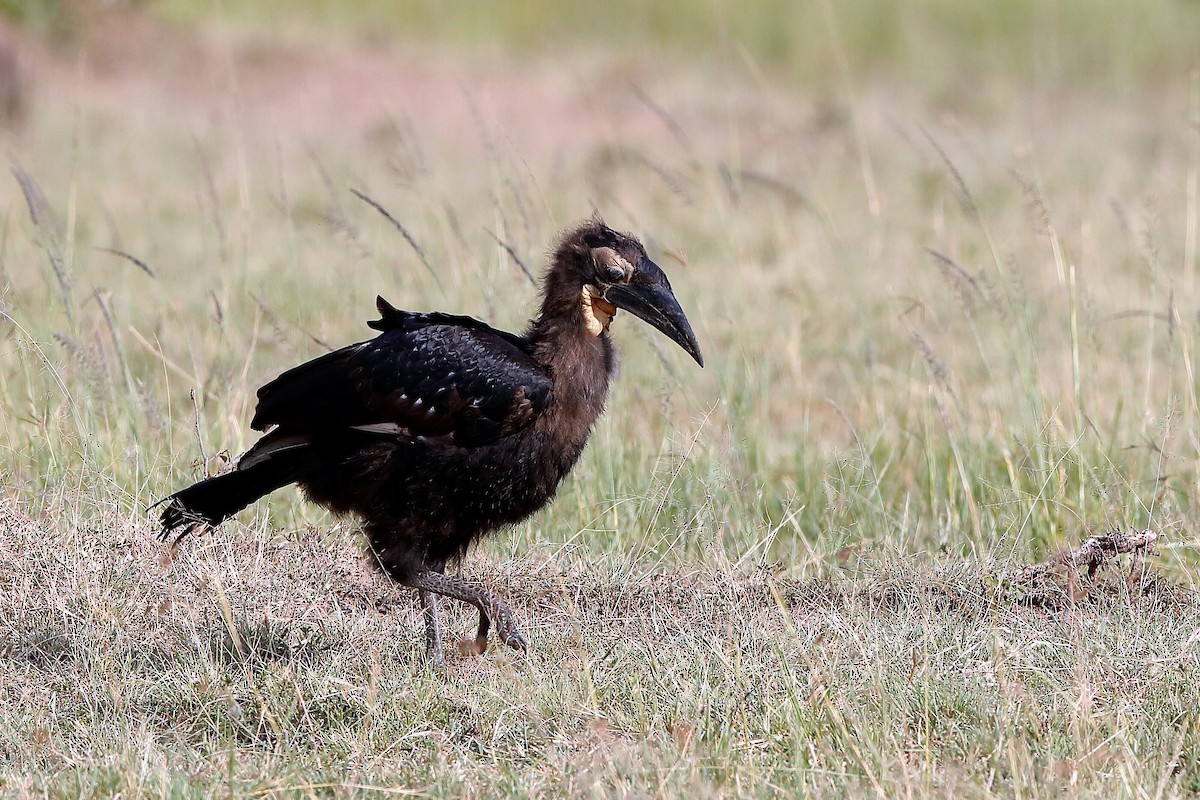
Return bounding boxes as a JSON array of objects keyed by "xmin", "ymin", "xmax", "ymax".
[{"xmin": 603, "ymin": 264, "xmax": 625, "ymax": 282}]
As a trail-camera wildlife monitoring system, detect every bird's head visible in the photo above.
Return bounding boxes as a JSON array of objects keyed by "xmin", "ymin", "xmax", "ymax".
[{"xmin": 551, "ymin": 217, "xmax": 704, "ymax": 367}]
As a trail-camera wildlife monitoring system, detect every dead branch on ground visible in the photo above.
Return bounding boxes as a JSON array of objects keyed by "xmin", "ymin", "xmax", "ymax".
[{"xmin": 1011, "ymin": 529, "xmax": 1159, "ymax": 586}]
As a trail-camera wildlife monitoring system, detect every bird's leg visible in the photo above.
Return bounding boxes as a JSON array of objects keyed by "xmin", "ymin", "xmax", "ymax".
[
  {"xmin": 418, "ymin": 588, "xmax": 445, "ymax": 670},
  {"xmin": 404, "ymin": 568, "xmax": 527, "ymax": 656},
  {"xmin": 470, "ymin": 606, "xmax": 491, "ymax": 656}
]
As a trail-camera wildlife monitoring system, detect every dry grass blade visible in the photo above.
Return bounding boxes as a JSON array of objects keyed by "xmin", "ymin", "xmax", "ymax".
[
  {"xmin": 193, "ymin": 137, "xmax": 229, "ymax": 259},
  {"xmin": 920, "ymin": 125, "xmax": 979, "ymax": 221},
  {"xmin": 926, "ymin": 247, "xmax": 984, "ymax": 309},
  {"xmin": 191, "ymin": 388, "xmax": 208, "ymax": 474},
  {"xmin": 90, "ymin": 286, "xmax": 132, "ymax": 395},
  {"xmin": 250, "ymin": 293, "xmax": 330, "ymax": 351},
  {"xmin": 484, "ymin": 227, "xmax": 536, "ymax": 285},
  {"xmin": 310, "ymin": 150, "xmax": 367, "ymax": 254},
  {"xmin": 54, "ymin": 331, "xmax": 109, "ymax": 390},
  {"xmin": 629, "ymin": 84, "xmax": 695, "ymax": 157},
  {"xmin": 349, "ymin": 186, "xmax": 441, "ymax": 290},
  {"xmin": 10, "ymin": 163, "xmax": 60, "ymax": 234},
  {"xmin": 729, "ymin": 167, "xmax": 810, "ymax": 207},
  {"xmin": 96, "ymin": 247, "xmax": 157, "ymax": 279},
  {"xmin": 12, "ymin": 162, "xmax": 71, "ymax": 323}
]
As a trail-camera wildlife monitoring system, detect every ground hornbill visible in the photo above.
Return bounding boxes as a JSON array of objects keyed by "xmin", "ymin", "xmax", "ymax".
[{"xmin": 159, "ymin": 217, "xmax": 703, "ymax": 667}]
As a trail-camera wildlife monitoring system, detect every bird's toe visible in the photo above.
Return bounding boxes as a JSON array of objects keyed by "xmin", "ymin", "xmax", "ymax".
[{"xmin": 502, "ymin": 630, "xmax": 527, "ymax": 653}]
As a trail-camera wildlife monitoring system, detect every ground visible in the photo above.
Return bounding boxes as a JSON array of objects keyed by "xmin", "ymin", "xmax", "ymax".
[{"xmin": 3, "ymin": 2, "xmax": 1200, "ymax": 797}]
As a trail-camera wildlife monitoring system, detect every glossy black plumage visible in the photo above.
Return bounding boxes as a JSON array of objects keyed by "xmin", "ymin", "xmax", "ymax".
[
  {"xmin": 158, "ymin": 218, "xmax": 702, "ymax": 666},
  {"xmin": 251, "ymin": 302, "xmax": 551, "ymax": 447}
]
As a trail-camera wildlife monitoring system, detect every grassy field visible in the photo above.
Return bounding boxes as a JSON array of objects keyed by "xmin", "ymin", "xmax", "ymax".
[{"xmin": 4, "ymin": 1, "xmax": 1200, "ymax": 796}]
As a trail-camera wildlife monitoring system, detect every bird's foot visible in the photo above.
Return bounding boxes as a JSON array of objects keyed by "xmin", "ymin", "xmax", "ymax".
[
  {"xmin": 503, "ymin": 630, "xmax": 527, "ymax": 653},
  {"xmin": 497, "ymin": 623, "xmax": 527, "ymax": 653}
]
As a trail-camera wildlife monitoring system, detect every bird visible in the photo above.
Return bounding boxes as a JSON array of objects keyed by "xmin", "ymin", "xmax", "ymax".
[{"xmin": 158, "ymin": 217, "xmax": 703, "ymax": 668}]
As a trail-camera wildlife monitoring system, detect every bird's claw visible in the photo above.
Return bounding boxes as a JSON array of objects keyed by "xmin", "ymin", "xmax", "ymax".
[{"xmin": 499, "ymin": 627, "xmax": 527, "ymax": 653}]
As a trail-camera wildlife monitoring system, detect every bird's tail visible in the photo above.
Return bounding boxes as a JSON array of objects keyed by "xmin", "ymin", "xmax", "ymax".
[{"xmin": 158, "ymin": 435, "xmax": 316, "ymax": 541}]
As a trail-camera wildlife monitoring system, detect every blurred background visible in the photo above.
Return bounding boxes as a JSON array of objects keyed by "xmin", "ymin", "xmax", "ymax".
[
  {"xmin": 3, "ymin": 0, "xmax": 1200, "ymax": 559},
  {"xmin": 7, "ymin": 0, "xmax": 1200, "ymax": 89}
]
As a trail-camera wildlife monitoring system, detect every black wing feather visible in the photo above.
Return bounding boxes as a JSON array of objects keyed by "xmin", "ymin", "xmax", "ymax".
[{"xmin": 251, "ymin": 301, "xmax": 550, "ymax": 448}]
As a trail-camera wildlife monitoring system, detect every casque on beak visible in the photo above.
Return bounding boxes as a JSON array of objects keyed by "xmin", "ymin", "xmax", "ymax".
[{"xmin": 605, "ymin": 257, "xmax": 704, "ymax": 367}]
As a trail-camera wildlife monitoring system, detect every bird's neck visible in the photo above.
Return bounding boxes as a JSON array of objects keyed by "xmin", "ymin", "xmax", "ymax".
[{"xmin": 529, "ymin": 277, "xmax": 616, "ymax": 445}]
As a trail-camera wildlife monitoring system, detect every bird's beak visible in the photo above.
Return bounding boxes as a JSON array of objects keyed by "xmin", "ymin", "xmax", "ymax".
[{"xmin": 605, "ymin": 258, "xmax": 704, "ymax": 367}]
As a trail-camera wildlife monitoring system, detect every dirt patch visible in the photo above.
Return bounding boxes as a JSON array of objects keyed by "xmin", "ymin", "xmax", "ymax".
[{"xmin": 482, "ymin": 551, "xmax": 1194, "ymax": 635}]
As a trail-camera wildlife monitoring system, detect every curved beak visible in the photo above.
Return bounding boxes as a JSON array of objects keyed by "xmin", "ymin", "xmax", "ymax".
[{"xmin": 606, "ymin": 258, "xmax": 704, "ymax": 367}]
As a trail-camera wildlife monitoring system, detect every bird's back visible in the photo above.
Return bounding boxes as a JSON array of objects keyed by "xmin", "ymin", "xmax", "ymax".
[{"xmin": 251, "ymin": 298, "xmax": 551, "ymax": 447}]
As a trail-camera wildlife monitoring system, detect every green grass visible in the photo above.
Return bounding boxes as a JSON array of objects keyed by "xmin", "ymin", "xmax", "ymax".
[
  {"xmin": 140, "ymin": 0, "xmax": 1200, "ymax": 90},
  {"xmin": 3, "ymin": 2, "xmax": 1200, "ymax": 797}
]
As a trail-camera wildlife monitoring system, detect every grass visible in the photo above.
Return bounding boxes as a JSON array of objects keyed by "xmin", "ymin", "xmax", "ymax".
[
  {"xmin": 3, "ymin": 1, "xmax": 1200, "ymax": 796},
  {"xmin": 142, "ymin": 0, "xmax": 1200, "ymax": 91}
]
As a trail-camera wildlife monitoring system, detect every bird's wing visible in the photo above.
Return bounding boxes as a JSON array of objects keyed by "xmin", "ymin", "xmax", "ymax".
[{"xmin": 250, "ymin": 300, "xmax": 551, "ymax": 447}]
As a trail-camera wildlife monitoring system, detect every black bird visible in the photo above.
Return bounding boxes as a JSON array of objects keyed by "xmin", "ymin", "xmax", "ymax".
[{"xmin": 159, "ymin": 217, "xmax": 703, "ymax": 666}]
